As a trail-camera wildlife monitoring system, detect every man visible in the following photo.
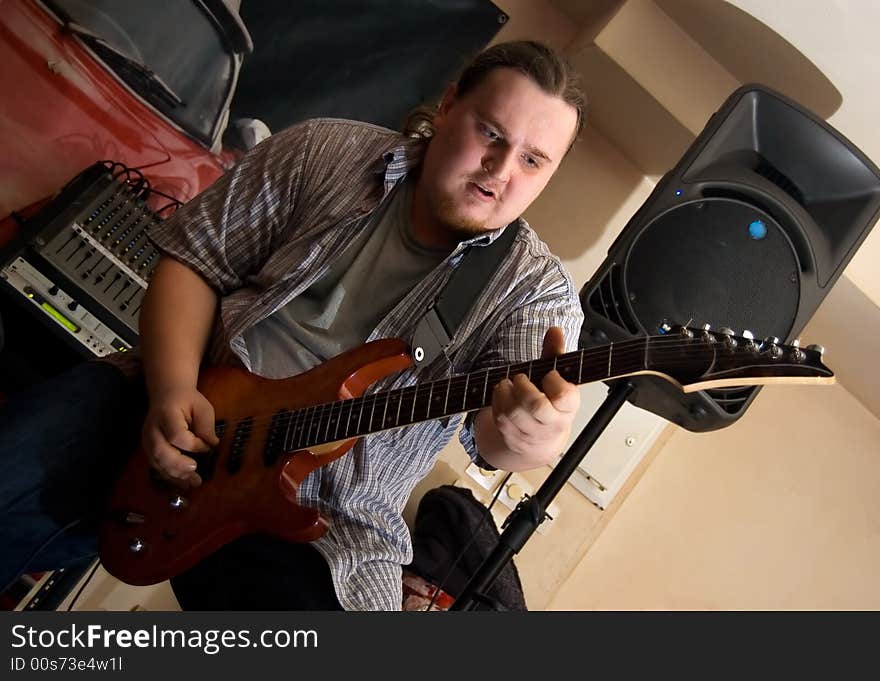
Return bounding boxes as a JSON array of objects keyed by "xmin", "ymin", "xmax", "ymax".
[{"xmin": 0, "ymin": 40, "xmax": 586, "ymax": 610}]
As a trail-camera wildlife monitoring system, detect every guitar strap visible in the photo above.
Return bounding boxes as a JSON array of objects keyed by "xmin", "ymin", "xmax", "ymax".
[{"xmin": 411, "ymin": 220, "xmax": 519, "ymax": 367}]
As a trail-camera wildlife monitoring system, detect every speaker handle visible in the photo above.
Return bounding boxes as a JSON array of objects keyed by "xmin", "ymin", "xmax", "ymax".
[{"xmin": 689, "ymin": 164, "xmax": 816, "ymax": 274}]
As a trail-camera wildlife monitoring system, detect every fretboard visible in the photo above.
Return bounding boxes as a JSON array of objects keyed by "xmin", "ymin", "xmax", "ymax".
[{"xmin": 276, "ymin": 338, "xmax": 656, "ymax": 453}]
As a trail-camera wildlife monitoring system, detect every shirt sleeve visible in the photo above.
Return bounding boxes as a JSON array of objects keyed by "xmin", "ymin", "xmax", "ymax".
[
  {"xmin": 146, "ymin": 120, "xmax": 316, "ymax": 294},
  {"xmin": 457, "ymin": 259, "xmax": 585, "ymax": 468}
]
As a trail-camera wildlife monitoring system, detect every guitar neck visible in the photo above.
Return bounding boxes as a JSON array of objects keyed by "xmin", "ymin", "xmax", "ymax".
[{"xmin": 279, "ymin": 340, "xmax": 647, "ymax": 452}]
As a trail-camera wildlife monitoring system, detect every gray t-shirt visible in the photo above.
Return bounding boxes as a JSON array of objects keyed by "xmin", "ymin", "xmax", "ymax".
[{"xmin": 243, "ymin": 178, "xmax": 448, "ymax": 378}]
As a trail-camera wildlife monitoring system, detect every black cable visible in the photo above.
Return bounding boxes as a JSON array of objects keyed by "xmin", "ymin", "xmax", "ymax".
[
  {"xmin": 101, "ymin": 158, "xmax": 184, "ymax": 209},
  {"xmin": 424, "ymin": 470, "xmax": 512, "ymax": 612},
  {"xmin": 99, "ymin": 160, "xmax": 127, "ymax": 176},
  {"xmin": 66, "ymin": 559, "xmax": 102, "ymax": 611},
  {"xmin": 155, "ymin": 201, "xmax": 180, "ymax": 215},
  {"xmin": 145, "ymin": 187, "xmax": 184, "ymax": 208}
]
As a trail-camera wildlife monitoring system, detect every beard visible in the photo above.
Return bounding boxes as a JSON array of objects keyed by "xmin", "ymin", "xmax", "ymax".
[{"xmin": 429, "ymin": 190, "xmax": 501, "ymax": 241}]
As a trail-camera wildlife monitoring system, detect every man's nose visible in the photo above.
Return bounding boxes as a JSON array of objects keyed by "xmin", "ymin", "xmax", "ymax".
[{"xmin": 481, "ymin": 148, "xmax": 515, "ymax": 183}]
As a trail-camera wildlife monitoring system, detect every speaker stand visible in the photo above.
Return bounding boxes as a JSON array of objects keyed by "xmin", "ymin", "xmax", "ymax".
[{"xmin": 450, "ymin": 380, "xmax": 636, "ymax": 611}]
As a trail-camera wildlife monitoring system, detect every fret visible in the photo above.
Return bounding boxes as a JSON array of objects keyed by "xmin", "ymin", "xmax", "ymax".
[
  {"xmin": 607, "ymin": 342, "xmax": 613, "ymax": 377},
  {"xmin": 297, "ymin": 406, "xmax": 312, "ymax": 449},
  {"xmin": 578, "ymin": 348, "xmax": 584, "ymax": 383},
  {"xmin": 309, "ymin": 404, "xmax": 320, "ymax": 447},
  {"xmin": 367, "ymin": 394, "xmax": 378, "ymax": 434},
  {"xmin": 345, "ymin": 397, "xmax": 359, "ymax": 438},
  {"xmin": 482, "ymin": 368, "xmax": 489, "ymax": 405},
  {"xmin": 395, "ymin": 389, "xmax": 404, "ymax": 426},
  {"xmin": 302, "ymin": 404, "xmax": 321, "ymax": 447},
  {"xmin": 442, "ymin": 378, "xmax": 450, "ymax": 415},
  {"xmin": 308, "ymin": 404, "xmax": 324, "ymax": 446},
  {"xmin": 409, "ymin": 384, "xmax": 417, "ymax": 424},
  {"xmin": 462, "ymin": 372, "xmax": 469, "ymax": 411},
  {"xmin": 356, "ymin": 397, "xmax": 365, "ymax": 436},
  {"xmin": 283, "ymin": 409, "xmax": 295, "ymax": 451},
  {"xmin": 527, "ymin": 360, "xmax": 533, "ymax": 382},
  {"xmin": 319, "ymin": 403, "xmax": 331, "ymax": 445},
  {"xmin": 413, "ymin": 383, "xmax": 431, "ymax": 424},
  {"xmin": 380, "ymin": 392, "xmax": 390, "ymax": 431},
  {"xmin": 426, "ymin": 382, "xmax": 434, "ymax": 420},
  {"xmin": 323, "ymin": 402, "xmax": 334, "ymax": 443},
  {"xmin": 334, "ymin": 398, "xmax": 345, "ymax": 441},
  {"xmin": 292, "ymin": 406, "xmax": 304, "ymax": 449}
]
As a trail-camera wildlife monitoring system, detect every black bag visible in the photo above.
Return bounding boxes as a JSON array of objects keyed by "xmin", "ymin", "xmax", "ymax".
[{"xmin": 409, "ymin": 484, "xmax": 527, "ymax": 611}]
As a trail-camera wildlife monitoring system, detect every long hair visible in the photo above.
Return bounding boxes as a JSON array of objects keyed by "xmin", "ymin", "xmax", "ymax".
[{"xmin": 403, "ymin": 40, "xmax": 587, "ymax": 150}]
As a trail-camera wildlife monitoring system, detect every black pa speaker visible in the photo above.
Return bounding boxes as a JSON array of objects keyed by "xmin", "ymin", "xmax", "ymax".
[{"xmin": 579, "ymin": 84, "xmax": 880, "ymax": 431}]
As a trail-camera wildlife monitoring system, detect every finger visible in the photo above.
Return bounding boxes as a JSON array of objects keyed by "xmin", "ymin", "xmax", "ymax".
[
  {"xmin": 541, "ymin": 326, "xmax": 566, "ymax": 359},
  {"xmin": 190, "ymin": 398, "xmax": 219, "ymax": 447},
  {"xmin": 509, "ymin": 373, "xmax": 557, "ymax": 426},
  {"xmin": 145, "ymin": 433, "xmax": 200, "ymax": 480},
  {"xmin": 491, "ymin": 378, "xmax": 516, "ymax": 421},
  {"xmin": 541, "ymin": 371, "xmax": 581, "ymax": 414},
  {"xmin": 158, "ymin": 409, "xmax": 212, "ymax": 453},
  {"xmin": 492, "ymin": 379, "xmax": 532, "ymax": 444}
]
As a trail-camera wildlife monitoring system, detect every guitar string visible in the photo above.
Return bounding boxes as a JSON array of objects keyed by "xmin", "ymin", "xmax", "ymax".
[
  {"xmin": 192, "ymin": 335, "xmax": 817, "ymax": 452},
  {"xmin": 274, "ymin": 346, "xmax": 810, "ymax": 450},
  {"xmin": 209, "ymin": 336, "xmax": 718, "ymax": 437},
  {"xmin": 215, "ymin": 337, "xmax": 818, "ymax": 444}
]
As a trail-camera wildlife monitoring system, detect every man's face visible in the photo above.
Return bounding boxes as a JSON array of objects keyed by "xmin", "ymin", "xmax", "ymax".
[{"xmin": 417, "ymin": 67, "xmax": 578, "ymax": 240}]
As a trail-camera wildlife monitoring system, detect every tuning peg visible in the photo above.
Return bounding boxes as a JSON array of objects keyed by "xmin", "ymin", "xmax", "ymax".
[
  {"xmin": 763, "ymin": 336, "xmax": 783, "ymax": 359},
  {"xmin": 790, "ymin": 338, "xmax": 806, "ymax": 362},
  {"xmin": 806, "ymin": 344, "xmax": 825, "ymax": 357},
  {"xmin": 741, "ymin": 330, "xmax": 758, "ymax": 351},
  {"xmin": 679, "ymin": 325, "xmax": 694, "ymax": 339},
  {"xmin": 701, "ymin": 323, "xmax": 715, "ymax": 342},
  {"xmin": 718, "ymin": 327, "xmax": 736, "ymax": 349},
  {"xmin": 659, "ymin": 322, "xmax": 673, "ymax": 334}
]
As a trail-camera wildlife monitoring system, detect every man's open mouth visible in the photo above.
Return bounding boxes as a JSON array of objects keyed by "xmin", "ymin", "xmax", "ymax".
[{"xmin": 473, "ymin": 183, "xmax": 494, "ymax": 198}]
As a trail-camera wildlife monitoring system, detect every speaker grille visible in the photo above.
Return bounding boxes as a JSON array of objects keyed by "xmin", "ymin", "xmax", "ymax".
[
  {"xmin": 624, "ymin": 198, "xmax": 799, "ymax": 342},
  {"xmin": 588, "ymin": 263, "xmax": 640, "ymax": 334},
  {"xmin": 754, "ymin": 157, "xmax": 805, "ymax": 206}
]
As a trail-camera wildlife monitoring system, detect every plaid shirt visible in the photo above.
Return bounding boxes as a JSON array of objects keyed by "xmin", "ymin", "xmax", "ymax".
[{"xmin": 111, "ymin": 118, "xmax": 583, "ymax": 610}]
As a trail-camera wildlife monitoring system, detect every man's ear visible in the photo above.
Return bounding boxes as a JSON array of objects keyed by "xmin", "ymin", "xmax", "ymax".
[{"xmin": 434, "ymin": 83, "xmax": 458, "ymax": 126}]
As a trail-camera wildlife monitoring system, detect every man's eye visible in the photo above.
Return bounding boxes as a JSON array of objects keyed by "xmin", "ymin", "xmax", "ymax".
[
  {"xmin": 523, "ymin": 155, "xmax": 538, "ymax": 168},
  {"xmin": 481, "ymin": 125, "xmax": 500, "ymax": 141}
]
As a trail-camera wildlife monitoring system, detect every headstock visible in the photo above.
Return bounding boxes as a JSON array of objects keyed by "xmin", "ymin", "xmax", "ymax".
[{"xmin": 646, "ymin": 324, "xmax": 835, "ymax": 392}]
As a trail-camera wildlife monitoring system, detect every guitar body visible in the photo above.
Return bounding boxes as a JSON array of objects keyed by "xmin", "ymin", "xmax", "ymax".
[{"xmin": 99, "ymin": 338, "xmax": 411, "ymax": 586}]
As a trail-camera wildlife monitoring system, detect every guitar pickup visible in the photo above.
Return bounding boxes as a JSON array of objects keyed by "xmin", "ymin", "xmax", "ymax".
[{"xmin": 190, "ymin": 448, "xmax": 218, "ymax": 482}]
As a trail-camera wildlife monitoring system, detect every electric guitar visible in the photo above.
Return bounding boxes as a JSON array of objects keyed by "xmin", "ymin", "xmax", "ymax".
[{"xmin": 99, "ymin": 326, "xmax": 834, "ymax": 586}]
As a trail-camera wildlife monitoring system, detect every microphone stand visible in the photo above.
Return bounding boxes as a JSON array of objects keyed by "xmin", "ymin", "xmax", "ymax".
[{"xmin": 450, "ymin": 379, "xmax": 635, "ymax": 611}]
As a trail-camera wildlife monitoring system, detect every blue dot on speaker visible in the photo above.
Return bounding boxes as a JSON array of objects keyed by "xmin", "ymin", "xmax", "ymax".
[{"xmin": 749, "ymin": 220, "xmax": 767, "ymax": 240}]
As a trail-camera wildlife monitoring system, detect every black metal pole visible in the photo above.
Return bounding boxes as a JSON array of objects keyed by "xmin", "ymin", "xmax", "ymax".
[{"xmin": 450, "ymin": 380, "xmax": 636, "ymax": 611}]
